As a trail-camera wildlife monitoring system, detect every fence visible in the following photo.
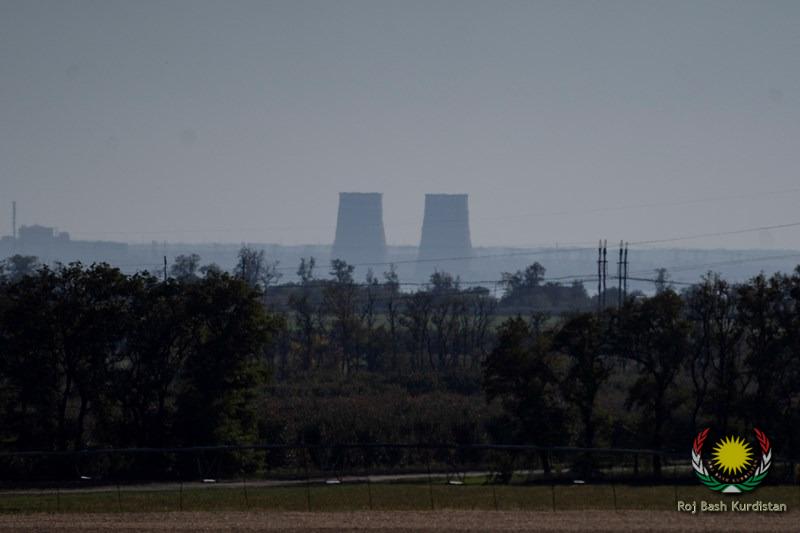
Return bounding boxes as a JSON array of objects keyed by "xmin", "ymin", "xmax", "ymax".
[{"xmin": 0, "ymin": 444, "xmax": 798, "ymax": 513}]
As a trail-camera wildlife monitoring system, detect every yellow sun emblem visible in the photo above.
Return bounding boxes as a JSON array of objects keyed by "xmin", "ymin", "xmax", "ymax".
[{"xmin": 712, "ymin": 435, "xmax": 753, "ymax": 475}]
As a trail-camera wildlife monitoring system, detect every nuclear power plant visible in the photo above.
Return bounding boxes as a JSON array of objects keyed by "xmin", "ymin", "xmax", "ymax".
[
  {"xmin": 4, "ymin": 198, "xmax": 797, "ymax": 291},
  {"xmin": 417, "ymin": 193, "xmax": 472, "ymax": 276},
  {"xmin": 331, "ymin": 192, "xmax": 387, "ymax": 267},
  {"xmin": 329, "ymin": 192, "xmax": 472, "ymax": 277}
]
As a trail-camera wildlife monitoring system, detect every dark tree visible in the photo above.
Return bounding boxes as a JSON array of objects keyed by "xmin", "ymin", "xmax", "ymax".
[
  {"xmin": 429, "ymin": 272, "xmax": 460, "ymax": 368},
  {"xmin": 324, "ymin": 259, "xmax": 359, "ymax": 373},
  {"xmin": 614, "ymin": 290, "xmax": 689, "ymax": 476},
  {"xmin": 111, "ymin": 274, "xmax": 195, "ymax": 447},
  {"xmin": 1, "ymin": 254, "xmax": 40, "ymax": 282},
  {"xmin": 402, "ymin": 291, "xmax": 432, "ymax": 370},
  {"xmin": 552, "ymin": 313, "xmax": 611, "ymax": 450},
  {"xmin": 288, "ymin": 258, "xmax": 318, "ymax": 371},
  {"xmin": 170, "ymin": 254, "xmax": 201, "ymax": 281},
  {"xmin": 383, "ymin": 265, "xmax": 401, "ymax": 370},
  {"xmin": 736, "ymin": 271, "xmax": 800, "ymax": 452},
  {"xmin": 684, "ymin": 273, "xmax": 745, "ymax": 433},
  {"xmin": 175, "ymin": 272, "xmax": 278, "ymax": 446},
  {"xmin": 483, "ymin": 317, "xmax": 565, "ymax": 471},
  {"xmin": 0, "ymin": 263, "xmax": 131, "ymax": 450}
]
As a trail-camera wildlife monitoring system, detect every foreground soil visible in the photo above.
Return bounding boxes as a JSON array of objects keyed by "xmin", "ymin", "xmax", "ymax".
[{"xmin": 0, "ymin": 510, "xmax": 796, "ymax": 532}]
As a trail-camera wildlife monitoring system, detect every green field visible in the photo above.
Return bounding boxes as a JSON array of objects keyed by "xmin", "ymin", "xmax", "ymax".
[{"xmin": 0, "ymin": 482, "xmax": 797, "ymax": 514}]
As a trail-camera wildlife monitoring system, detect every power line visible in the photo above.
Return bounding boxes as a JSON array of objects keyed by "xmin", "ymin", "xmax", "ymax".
[
  {"xmin": 273, "ymin": 247, "xmax": 592, "ymax": 271},
  {"xmin": 76, "ymin": 220, "xmax": 800, "ymax": 273},
  {"xmin": 625, "ymin": 276, "xmax": 695, "ymax": 287},
  {"xmin": 38, "ymin": 249, "xmax": 800, "ymax": 288},
  {"xmin": 70, "ymin": 252, "xmax": 800, "ymax": 297},
  {"xmin": 64, "ymin": 186, "xmax": 800, "ymax": 238},
  {"xmin": 629, "ymin": 221, "xmax": 800, "ymax": 246},
  {"xmin": 626, "ymin": 252, "xmax": 800, "ymax": 276}
]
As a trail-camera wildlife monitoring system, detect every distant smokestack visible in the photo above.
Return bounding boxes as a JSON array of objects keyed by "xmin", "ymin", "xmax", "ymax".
[
  {"xmin": 332, "ymin": 192, "xmax": 386, "ymax": 267},
  {"xmin": 417, "ymin": 193, "xmax": 472, "ymax": 275}
]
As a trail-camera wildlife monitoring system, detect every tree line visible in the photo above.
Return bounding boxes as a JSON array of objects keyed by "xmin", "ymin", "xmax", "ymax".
[
  {"xmin": 0, "ymin": 259, "xmax": 278, "ymax": 451},
  {"xmin": 1, "ymin": 250, "xmax": 798, "ymax": 475},
  {"xmin": 485, "ymin": 270, "xmax": 800, "ymax": 474}
]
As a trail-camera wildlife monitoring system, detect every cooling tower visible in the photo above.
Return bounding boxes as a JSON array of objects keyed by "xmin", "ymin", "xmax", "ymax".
[
  {"xmin": 331, "ymin": 192, "xmax": 387, "ymax": 267},
  {"xmin": 417, "ymin": 194, "xmax": 472, "ymax": 277}
]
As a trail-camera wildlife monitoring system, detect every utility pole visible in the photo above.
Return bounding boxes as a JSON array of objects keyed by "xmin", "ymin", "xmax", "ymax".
[
  {"xmin": 11, "ymin": 201, "xmax": 16, "ymax": 239},
  {"xmin": 163, "ymin": 256, "xmax": 168, "ymax": 282},
  {"xmin": 597, "ymin": 240, "xmax": 602, "ymax": 314},
  {"xmin": 617, "ymin": 240, "xmax": 623, "ymax": 309},
  {"xmin": 623, "ymin": 242, "xmax": 629, "ymax": 299},
  {"xmin": 602, "ymin": 240, "xmax": 608, "ymax": 309}
]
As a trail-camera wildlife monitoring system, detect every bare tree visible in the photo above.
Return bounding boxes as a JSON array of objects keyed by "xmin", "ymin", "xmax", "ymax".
[
  {"xmin": 654, "ymin": 267, "xmax": 672, "ymax": 294},
  {"xmin": 324, "ymin": 259, "xmax": 359, "ymax": 374},
  {"xmin": 360, "ymin": 269, "xmax": 381, "ymax": 370},
  {"xmin": 288, "ymin": 257, "xmax": 317, "ymax": 371},
  {"xmin": 402, "ymin": 291, "xmax": 432, "ymax": 370},
  {"xmin": 236, "ymin": 246, "xmax": 282, "ymax": 297},
  {"xmin": 383, "ymin": 265, "xmax": 401, "ymax": 370},
  {"xmin": 428, "ymin": 272, "xmax": 460, "ymax": 368}
]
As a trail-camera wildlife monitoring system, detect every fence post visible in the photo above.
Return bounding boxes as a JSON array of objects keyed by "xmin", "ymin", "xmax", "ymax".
[
  {"xmin": 426, "ymin": 450, "xmax": 435, "ymax": 510},
  {"xmin": 611, "ymin": 483, "xmax": 617, "ymax": 512},
  {"xmin": 361, "ymin": 447, "xmax": 372, "ymax": 511},
  {"xmin": 303, "ymin": 447, "xmax": 312, "ymax": 512}
]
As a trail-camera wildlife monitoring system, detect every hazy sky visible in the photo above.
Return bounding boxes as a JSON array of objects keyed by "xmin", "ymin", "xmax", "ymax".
[{"xmin": 1, "ymin": 0, "xmax": 799, "ymax": 248}]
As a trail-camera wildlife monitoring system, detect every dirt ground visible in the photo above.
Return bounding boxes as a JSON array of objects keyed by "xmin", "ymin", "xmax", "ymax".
[{"xmin": 0, "ymin": 511, "xmax": 796, "ymax": 532}]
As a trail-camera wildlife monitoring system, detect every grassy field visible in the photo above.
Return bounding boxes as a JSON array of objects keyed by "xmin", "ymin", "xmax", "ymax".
[{"xmin": 0, "ymin": 482, "xmax": 797, "ymax": 514}]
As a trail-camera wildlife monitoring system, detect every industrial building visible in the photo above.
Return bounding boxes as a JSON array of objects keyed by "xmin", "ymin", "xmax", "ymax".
[
  {"xmin": 417, "ymin": 193, "xmax": 473, "ymax": 278},
  {"xmin": 331, "ymin": 192, "xmax": 387, "ymax": 269}
]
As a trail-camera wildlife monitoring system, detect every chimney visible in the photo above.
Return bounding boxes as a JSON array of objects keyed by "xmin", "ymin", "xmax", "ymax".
[
  {"xmin": 332, "ymin": 192, "xmax": 387, "ymax": 268},
  {"xmin": 417, "ymin": 193, "xmax": 472, "ymax": 277}
]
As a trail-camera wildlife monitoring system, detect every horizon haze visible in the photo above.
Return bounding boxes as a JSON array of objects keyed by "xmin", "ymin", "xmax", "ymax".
[{"xmin": 2, "ymin": 0, "xmax": 799, "ymax": 249}]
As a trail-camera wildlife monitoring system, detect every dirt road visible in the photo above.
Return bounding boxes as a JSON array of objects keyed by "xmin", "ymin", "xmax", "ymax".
[{"xmin": 0, "ymin": 510, "xmax": 795, "ymax": 532}]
